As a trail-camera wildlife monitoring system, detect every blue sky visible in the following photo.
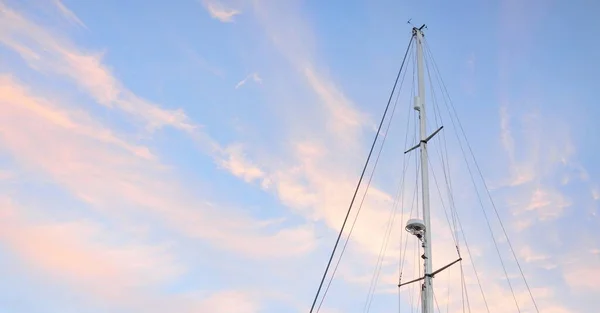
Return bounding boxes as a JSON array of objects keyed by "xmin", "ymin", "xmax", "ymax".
[{"xmin": 0, "ymin": 0, "xmax": 598, "ymax": 312}]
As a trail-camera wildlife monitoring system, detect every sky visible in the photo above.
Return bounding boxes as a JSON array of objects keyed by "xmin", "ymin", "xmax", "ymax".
[{"xmin": 0, "ymin": 0, "xmax": 599, "ymax": 312}]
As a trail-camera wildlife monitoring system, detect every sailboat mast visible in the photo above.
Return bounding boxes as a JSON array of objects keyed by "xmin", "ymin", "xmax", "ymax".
[{"xmin": 414, "ymin": 25, "xmax": 434, "ymax": 313}]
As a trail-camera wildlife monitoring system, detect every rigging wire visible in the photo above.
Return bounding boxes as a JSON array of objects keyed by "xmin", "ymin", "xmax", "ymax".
[
  {"xmin": 433, "ymin": 289, "xmax": 442, "ymax": 313},
  {"xmin": 308, "ymin": 36, "xmax": 414, "ymax": 313},
  {"xmin": 411, "ymin": 238, "xmax": 420, "ymax": 313},
  {"xmin": 449, "ymin": 92, "xmax": 523, "ymax": 311},
  {"xmin": 427, "ymin": 58, "xmax": 472, "ymax": 313},
  {"xmin": 316, "ymin": 38, "xmax": 415, "ymax": 313},
  {"xmin": 424, "ymin": 53, "xmax": 461, "ymax": 250},
  {"xmin": 420, "ymin": 38, "xmax": 489, "ymax": 312},
  {"xmin": 423, "ymin": 38, "xmax": 538, "ymax": 312},
  {"xmin": 422, "ymin": 47, "xmax": 472, "ymax": 313},
  {"xmin": 400, "ymin": 85, "xmax": 421, "ymax": 313},
  {"xmin": 428, "ymin": 157, "xmax": 459, "ymax": 247},
  {"xmin": 446, "ymin": 269, "xmax": 451, "ymax": 313},
  {"xmin": 405, "ymin": 239, "xmax": 418, "ymax": 313},
  {"xmin": 426, "ymin": 62, "xmax": 475, "ymax": 313},
  {"xmin": 399, "ymin": 156, "xmax": 420, "ymax": 311},
  {"xmin": 428, "ymin": 156, "xmax": 467, "ymax": 313},
  {"xmin": 453, "ymin": 205, "xmax": 491, "ymax": 313},
  {"xmin": 363, "ymin": 44, "xmax": 414, "ymax": 313},
  {"xmin": 399, "ymin": 39, "xmax": 419, "ymax": 284},
  {"xmin": 421, "ymin": 39, "xmax": 493, "ymax": 313},
  {"xmin": 460, "ymin": 261, "xmax": 472, "ymax": 313},
  {"xmin": 398, "ymin": 59, "xmax": 416, "ymax": 312},
  {"xmin": 398, "ymin": 65, "xmax": 416, "ymax": 312},
  {"xmin": 425, "ymin": 40, "xmax": 539, "ymax": 312},
  {"xmin": 399, "ymin": 168, "xmax": 420, "ymax": 312}
]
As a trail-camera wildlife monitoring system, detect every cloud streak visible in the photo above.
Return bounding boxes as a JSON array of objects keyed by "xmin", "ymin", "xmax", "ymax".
[
  {"xmin": 0, "ymin": 74, "xmax": 315, "ymax": 260},
  {"xmin": 0, "ymin": 3, "xmax": 194, "ymax": 132},
  {"xmin": 52, "ymin": 0, "xmax": 87, "ymax": 29},
  {"xmin": 202, "ymin": 0, "xmax": 241, "ymax": 23},
  {"xmin": 235, "ymin": 72, "xmax": 262, "ymax": 89}
]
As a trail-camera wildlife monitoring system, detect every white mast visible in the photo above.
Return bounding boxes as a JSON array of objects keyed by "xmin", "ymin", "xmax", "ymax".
[
  {"xmin": 414, "ymin": 25, "xmax": 434, "ymax": 313},
  {"xmin": 404, "ymin": 25, "xmax": 460, "ymax": 312}
]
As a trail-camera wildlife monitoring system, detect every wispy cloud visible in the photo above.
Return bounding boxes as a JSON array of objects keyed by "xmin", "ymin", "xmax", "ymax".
[
  {"xmin": 52, "ymin": 0, "xmax": 87, "ymax": 29},
  {"xmin": 519, "ymin": 245, "xmax": 556, "ymax": 269},
  {"xmin": 0, "ymin": 197, "xmax": 264, "ymax": 312},
  {"xmin": 0, "ymin": 3, "xmax": 194, "ymax": 132},
  {"xmin": 499, "ymin": 105, "xmax": 535, "ymax": 187},
  {"xmin": 303, "ymin": 66, "xmax": 365, "ymax": 141},
  {"xmin": 0, "ymin": 75, "xmax": 154, "ymax": 159},
  {"xmin": 496, "ymin": 103, "xmax": 591, "ymax": 231},
  {"xmin": 189, "ymin": 291, "xmax": 261, "ymax": 313},
  {"xmin": 219, "ymin": 143, "xmax": 266, "ymax": 183},
  {"xmin": 563, "ymin": 258, "xmax": 600, "ymax": 292},
  {"xmin": 0, "ymin": 75, "xmax": 315, "ymax": 260},
  {"xmin": 250, "ymin": 0, "xmax": 369, "ymax": 143},
  {"xmin": 202, "ymin": 0, "xmax": 241, "ymax": 23},
  {"xmin": 523, "ymin": 186, "xmax": 571, "ymax": 220},
  {"xmin": 0, "ymin": 202, "xmax": 181, "ymax": 305},
  {"xmin": 235, "ymin": 72, "xmax": 262, "ymax": 89}
]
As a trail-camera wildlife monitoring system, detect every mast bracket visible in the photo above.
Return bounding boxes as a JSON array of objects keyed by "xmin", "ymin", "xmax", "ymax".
[
  {"xmin": 403, "ymin": 126, "xmax": 444, "ymax": 154},
  {"xmin": 411, "ymin": 24, "xmax": 427, "ymax": 36},
  {"xmin": 397, "ymin": 257, "xmax": 462, "ymax": 288}
]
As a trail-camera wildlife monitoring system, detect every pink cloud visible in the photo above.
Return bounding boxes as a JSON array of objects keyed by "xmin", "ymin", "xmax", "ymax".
[
  {"xmin": 303, "ymin": 66, "xmax": 366, "ymax": 141},
  {"xmin": 524, "ymin": 187, "xmax": 571, "ymax": 220},
  {"xmin": 0, "ymin": 75, "xmax": 154, "ymax": 160},
  {"xmin": 0, "ymin": 3, "xmax": 195, "ymax": 132},
  {"xmin": 0, "ymin": 200, "xmax": 182, "ymax": 306},
  {"xmin": 202, "ymin": 0, "xmax": 241, "ymax": 23},
  {"xmin": 219, "ymin": 143, "xmax": 266, "ymax": 183},
  {"xmin": 563, "ymin": 249, "xmax": 600, "ymax": 292},
  {"xmin": 0, "ymin": 201, "xmax": 263, "ymax": 313},
  {"xmin": 0, "ymin": 2, "xmax": 317, "ymax": 261},
  {"xmin": 0, "ymin": 75, "xmax": 316, "ymax": 259},
  {"xmin": 52, "ymin": 0, "xmax": 87, "ymax": 29},
  {"xmin": 250, "ymin": 0, "xmax": 371, "ymax": 147}
]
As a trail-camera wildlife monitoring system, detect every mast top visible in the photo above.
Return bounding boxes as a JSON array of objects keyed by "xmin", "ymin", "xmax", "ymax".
[{"xmin": 412, "ymin": 24, "xmax": 427, "ymax": 36}]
